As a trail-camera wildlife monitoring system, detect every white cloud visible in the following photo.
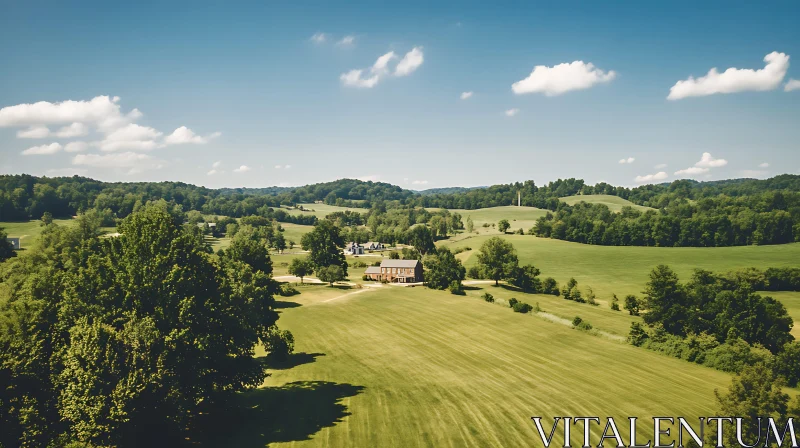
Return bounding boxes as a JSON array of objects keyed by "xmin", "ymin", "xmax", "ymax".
[
  {"xmin": 212, "ymin": 160, "xmax": 221, "ymax": 169},
  {"xmin": 72, "ymin": 152, "xmax": 164, "ymax": 173},
  {"xmin": 207, "ymin": 169, "xmax": 218, "ymax": 176},
  {"xmin": 785, "ymin": 79, "xmax": 800, "ymax": 92},
  {"xmin": 634, "ymin": 172, "xmax": 668, "ymax": 183},
  {"xmin": 411, "ymin": 180, "xmax": 428, "ymax": 185},
  {"xmin": 94, "ymin": 123, "xmax": 162, "ymax": 152},
  {"xmin": 667, "ymin": 52, "xmax": 789, "ymax": 100},
  {"xmin": 460, "ymin": 91, "xmax": 473, "ymax": 100},
  {"xmin": 674, "ymin": 166, "xmax": 709, "ymax": 176},
  {"xmin": 21, "ymin": 142, "xmax": 62, "ymax": 155},
  {"xmin": 695, "ymin": 152, "xmax": 728, "ymax": 168},
  {"xmin": 54, "ymin": 122, "xmax": 88, "ymax": 138},
  {"xmin": 233, "ymin": 165, "xmax": 251, "ymax": 173},
  {"xmin": 310, "ymin": 32, "xmax": 326, "ymax": 43},
  {"xmin": 64, "ymin": 141, "xmax": 88, "ymax": 153},
  {"xmin": 619, "ymin": 157, "xmax": 635, "ymax": 164},
  {"xmin": 285, "ymin": 164, "xmax": 291, "ymax": 169},
  {"xmin": 0, "ymin": 95, "xmax": 124, "ymax": 127},
  {"xmin": 274, "ymin": 164, "xmax": 292, "ymax": 169},
  {"xmin": 337, "ymin": 35, "xmax": 355, "ymax": 46},
  {"xmin": 512, "ymin": 60, "xmax": 616, "ymax": 96},
  {"xmin": 340, "ymin": 69, "xmax": 380, "ymax": 88},
  {"xmin": 759, "ymin": 162, "xmax": 770, "ymax": 168},
  {"xmin": 394, "ymin": 47, "xmax": 424, "ymax": 77},
  {"xmin": 655, "ymin": 163, "xmax": 668, "ymax": 169},
  {"xmin": 505, "ymin": 108, "xmax": 520, "ymax": 117},
  {"xmin": 372, "ymin": 51, "xmax": 397, "ymax": 75},
  {"xmin": 164, "ymin": 126, "xmax": 220, "ymax": 145},
  {"xmin": 17, "ymin": 125, "xmax": 50, "ymax": 139}
]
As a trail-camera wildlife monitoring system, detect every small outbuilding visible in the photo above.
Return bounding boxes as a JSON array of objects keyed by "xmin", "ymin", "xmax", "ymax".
[
  {"xmin": 6, "ymin": 238, "xmax": 20, "ymax": 250},
  {"xmin": 344, "ymin": 242, "xmax": 364, "ymax": 255}
]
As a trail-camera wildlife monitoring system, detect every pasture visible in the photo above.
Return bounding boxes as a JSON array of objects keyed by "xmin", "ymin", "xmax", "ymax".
[
  {"xmin": 442, "ymin": 234, "xmax": 800, "ymax": 301},
  {"xmin": 428, "ymin": 205, "xmax": 549, "ymax": 233},
  {"xmin": 559, "ymin": 194, "xmax": 654, "ymax": 212},
  {"xmin": 205, "ymin": 283, "xmax": 732, "ymax": 447},
  {"xmin": 0, "ymin": 218, "xmax": 115, "ymax": 249},
  {"xmin": 286, "ymin": 203, "xmax": 364, "ymax": 218}
]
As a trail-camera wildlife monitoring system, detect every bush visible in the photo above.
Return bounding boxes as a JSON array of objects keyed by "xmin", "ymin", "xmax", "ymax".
[
  {"xmin": 572, "ymin": 316, "xmax": 592, "ymax": 331},
  {"xmin": 508, "ymin": 298, "xmax": 519, "ymax": 308},
  {"xmin": 362, "ymin": 274, "xmax": 371, "ymax": 281},
  {"xmin": 703, "ymin": 339, "xmax": 773, "ymax": 373},
  {"xmin": 624, "ymin": 294, "xmax": 640, "ymax": 316},
  {"xmin": 350, "ymin": 261, "xmax": 367, "ymax": 268},
  {"xmin": 585, "ymin": 287, "xmax": 599, "ymax": 306},
  {"xmin": 628, "ymin": 322, "xmax": 649, "ymax": 346},
  {"xmin": 610, "ymin": 294, "xmax": 621, "ymax": 311},
  {"xmin": 467, "ymin": 265, "xmax": 485, "ymax": 279},
  {"xmin": 448, "ymin": 280, "xmax": 465, "ymax": 295},
  {"xmin": 512, "ymin": 302, "xmax": 533, "ymax": 314},
  {"xmin": 541, "ymin": 277, "xmax": 559, "ymax": 295},
  {"xmin": 572, "ymin": 316, "xmax": 583, "ymax": 327},
  {"xmin": 264, "ymin": 327, "xmax": 295, "ymax": 362},
  {"xmin": 388, "ymin": 251, "xmax": 400, "ymax": 259},
  {"xmin": 482, "ymin": 292, "xmax": 494, "ymax": 303},
  {"xmin": 279, "ymin": 283, "xmax": 299, "ymax": 297}
]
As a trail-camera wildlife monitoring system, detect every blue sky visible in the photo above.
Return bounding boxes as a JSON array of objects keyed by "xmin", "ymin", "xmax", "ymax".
[{"xmin": 1, "ymin": 0, "xmax": 799, "ymax": 189}]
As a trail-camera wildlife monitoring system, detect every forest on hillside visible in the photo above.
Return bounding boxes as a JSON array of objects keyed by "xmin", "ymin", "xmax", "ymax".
[{"xmin": 1, "ymin": 174, "xmax": 800, "ymax": 247}]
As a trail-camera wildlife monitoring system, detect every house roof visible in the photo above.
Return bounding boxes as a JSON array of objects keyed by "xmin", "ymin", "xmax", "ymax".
[
  {"xmin": 380, "ymin": 259, "xmax": 420, "ymax": 268},
  {"xmin": 364, "ymin": 266, "xmax": 381, "ymax": 274}
]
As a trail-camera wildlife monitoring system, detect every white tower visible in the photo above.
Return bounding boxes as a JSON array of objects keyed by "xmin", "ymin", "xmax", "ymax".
[{"xmin": 518, "ymin": 191, "xmax": 521, "ymax": 207}]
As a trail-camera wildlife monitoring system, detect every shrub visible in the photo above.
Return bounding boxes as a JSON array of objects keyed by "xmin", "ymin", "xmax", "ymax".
[
  {"xmin": 362, "ymin": 274, "xmax": 371, "ymax": 281},
  {"xmin": 533, "ymin": 302, "xmax": 542, "ymax": 313},
  {"xmin": 572, "ymin": 316, "xmax": 583, "ymax": 327},
  {"xmin": 512, "ymin": 302, "xmax": 533, "ymax": 314},
  {"xmin": 585, "ymin": 287, "xmax": 598, "ymax": 306},
  {"xmin": 572, "ymin": 317, "xmax": 593, "ymax": 331},
  {"xmin": 350, "ymin": 261, "xmax": 367, "ymax": 268},
  {"xmin": 628, "ymin": 322, "xmax": 649, "ymax": 346},
  {"xmin": 624, "ymin": 294, "xmax": 640, "ymax": 316},
  {"xmin": 541, "ymin": 277, "xmax": 559, "ymax": 295},
  {"xmin": 264, "ymin": 327, "xmax": 295, "ymax": 362},
  {"xmin": 703, "ymin": 339, "xmax": 773, "ymax": 373},
  {"xmin": 515, "ymin": 228, "xmax": 524, "ymax": 235},
  {"xmin": 448, "ymin": 280, "xmax": 465, "ymax": 295},
  {"xmin": 508, "ymin": 298, "xmax": 518, "ymax": 308},
  {"xmin": 467, "ymin": 265, "xmax": 485, "ymax": 279},
  {"xmin": 482, "ymin": 292, "xmax": 494, "ymax": 303},
  {"xmin": 610, "ymin": 294, "xmax": 621, "ymax": 311},
  {"xmin": 279, "ymin": 283, "xmax": 299, "ymax": 297},
  {"xmin": 389, "ymin": 251, "xmax": 400, "ymax": 259}
]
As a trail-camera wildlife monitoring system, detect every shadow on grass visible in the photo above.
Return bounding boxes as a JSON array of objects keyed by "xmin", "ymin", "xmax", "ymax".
[
  {"xmin": 463, "ymin": 285, "xmax": 482, "ymax": 291},
  {"xmin": 196, "ymin": 381, "xmax": 365, "ymax": 447},
  {"xmin": 274, "ymin": 300, "xmax": 302, "ymax": 309},
  {"xmin": 259, "ymin": 352, "xmax": 325, "ymax": 370}
]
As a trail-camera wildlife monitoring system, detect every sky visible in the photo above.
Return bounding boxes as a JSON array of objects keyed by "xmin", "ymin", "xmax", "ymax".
[{"xmin": 1, "ymin": 0, "xmax": 799, "ymax": 189}]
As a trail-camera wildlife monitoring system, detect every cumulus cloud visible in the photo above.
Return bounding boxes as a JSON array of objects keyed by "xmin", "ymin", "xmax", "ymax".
[
  {"xmin": 759, "ymin": 162, "xmax": 770, "ymax": 168},
  {"xmin": 619, "ymin": 157, "xmax": 635, "ymax": 164},
  {"xmin": 310, "ymin": 32, "xmax": 326, "ymax": 43},
  {"xmin": 64, "ymin": 141, "xmax": 88, "ymax": 153},
  {"xmin": 55, "ymin": 122, "xmax": 88, "ymax": 138},
  {"xmin": 207, "ymin": 169, "xmax": 218, "ymax": 176},
  {"xmin": 0, "ymin": 95, "xmax": 124, "ymax": 127},
  {"xmin": 394, "ymin": 47, "xmax": 424, "ymax": 76},
  {"xmin": 164, "ymin": 126, "xmax": 220, "ymax": 145},
  {"xmin": 634, "ymin": 172, "xmax": 668, "ymax": 183},
  {"xmin": 233, "ymin": 165, "xmax": 251, "ymax": 173},
  {"xmin": 655, "ymin": 163, "xmax": 668, "ymax": 169},
  {"xmin": 785, "ymin": 79, "xmax": 800, "ymax": 92},
  {"xmin": 212, "ymin": 160, "xmax": 221, "ymax": 168},
  {"xmin": 674, "ymin": 166, "xmax": 709, "ymax": 176},
  {"xmin": 341, "ymin": 48, "xmax": 423, "ymax": 88},
  {"xmin": 337, "ymin": 35, "xmax": 355, "ymax": 46},
  {"xmin": 505, "ymin": 108, "xmax": 520, "ymax": 117},
  {"xmin": 512, "ymin": 60, "xmax": 616, "ymax": 96},
  {"xmin": 695, "ymin": 152, "xmax": 728, "ymax": 168},
  {"xmin": 95, "ymin": 123, "xmax": 162, "ymax": 152},
  {"xmin": 460, "ymin": 91, "xmax": 473, "ymax": 100},
  {"xmin": 667, "ymin": 52, "xmax": 790, "ymax": 100},
  {"xmin": 22, "ymin": 142, "xmax": 62, "ymax": 155},
  {"xmin": 17, "ymin": 125, "xmax": 51, "ymax": 139},
  {"xmin": 340, "ymin": 69, "xmax": 380, "ymax": 88}
]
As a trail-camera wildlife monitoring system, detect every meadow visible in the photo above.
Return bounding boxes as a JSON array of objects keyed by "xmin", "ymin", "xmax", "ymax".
[
  {"xmin": 442, "ymin": 234, "xmax": 800, "ymax": 301},
  {"xmin": 286, "ymin": 203, "xmax": 363, "ymax": 218},
  {"xmin": 205, "ymin": 284, "xmax": 733, "ymax": 447},
  {"xmin": 0, "ymin": 218, "xmax": 115, "ymax": 249},
  {"xmin": 559, "ymin": 194, "xmax": 654, "ymax": 212},
  {"xmin": 427, "ymin": 205, "xmax": 549, "ymax": 233}
]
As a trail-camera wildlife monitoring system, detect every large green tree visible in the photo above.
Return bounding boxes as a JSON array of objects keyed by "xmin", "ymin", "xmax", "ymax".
[
  {"xmin": 224, "ymin": 224, "xmax": 273, "ymax": 274},
  {"xmin": 475, "ymin": 237, "xmax": 518, "ymax": 286},
  {"xmin": 301, "ymin": 220, "xmax": 347, "ymax": 275},
  {"xmin": 423, "ymin": 247, "xmax": 466, "ymax": 290},
  {"xmin": 0, "ymin": 227, "xmax": 14, "ymax": 261},
  {"xmin": 406, "ymin": 225, "xmax": 435, "ymax": 255},
  {"xmin": 288, "ymin": 257, "xmax": 314, "ymax": 283}
]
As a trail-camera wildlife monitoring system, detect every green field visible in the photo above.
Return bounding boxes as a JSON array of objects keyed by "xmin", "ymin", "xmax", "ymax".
[
  {"xmin": 442, "ymin": 234, "xmax": 800, "ymax": 301},
  {"xmin": 206, "ymin": 284, "xmax": 733, "ymax": 447},
  {"xmin": 428, "ymin": 206, "xmax": 549, "ymax": 234},
  {"xmin": 559, "ymin": 194, "xmax": 654, "ymax": 212},
  {"xmin": 0, "ymin": 219, "xmax": 115, "ymax": 249},
  {"xmin": 286, "ymin": 203, "xmax": 364, "ymax": 218}
]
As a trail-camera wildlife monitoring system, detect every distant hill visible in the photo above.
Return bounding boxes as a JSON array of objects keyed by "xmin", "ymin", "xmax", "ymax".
[{"xmin": 559, "ymin": 194, "xmax": 654, "ymax": 212}]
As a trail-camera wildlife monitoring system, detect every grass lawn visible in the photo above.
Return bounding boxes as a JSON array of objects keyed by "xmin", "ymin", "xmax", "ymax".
[
  {"xmin": 286, "ymin": 203, "xmax": 365, "ymax": 218},
  {"xmin": 442, "ymin": 234, "xmax": 800, "ymax": 302},
  {"xmin": 204, "ymin": 284, "xmax": 732, "ymax": 447},
  {"xmin": 0, "ymin": 218, "xmax": 117, "ymax": 249},
  {"xmin": 427, "ymin": 205, "xmax": 549, "ymax": 234},
  {"xmin": 281, "ymin": 223, "xmax": 314, "ymax": 246},
  {"xmin": 559, "ymin": 194, "xmax": 654, "ymax": 212}
]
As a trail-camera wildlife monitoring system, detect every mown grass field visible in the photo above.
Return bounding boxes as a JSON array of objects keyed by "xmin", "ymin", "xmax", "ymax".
[
  {"xmin": 442, "ymin": 234, "xmax": 800, "ymax": 301},
  {"xmin": 286, "ymin": 203, "xmax": 364, "ymax": 218},
  {"xmin": 428, "ymin": 205, "xmax": 549, "ymax": 233},
  {"xmin": 764, "ymin": 291, "xmax": 800, "ymax": 339},
  {"xmin": 205, "ymin": 284, "xmax": 733, "ymax": 447},
  {"xmin": 559, "ymin": 194, "xmax": 654, "ymax": 212},
  {"xmin": 0, "ymin": 219, "xmax": 116, "ymax": 249}
]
